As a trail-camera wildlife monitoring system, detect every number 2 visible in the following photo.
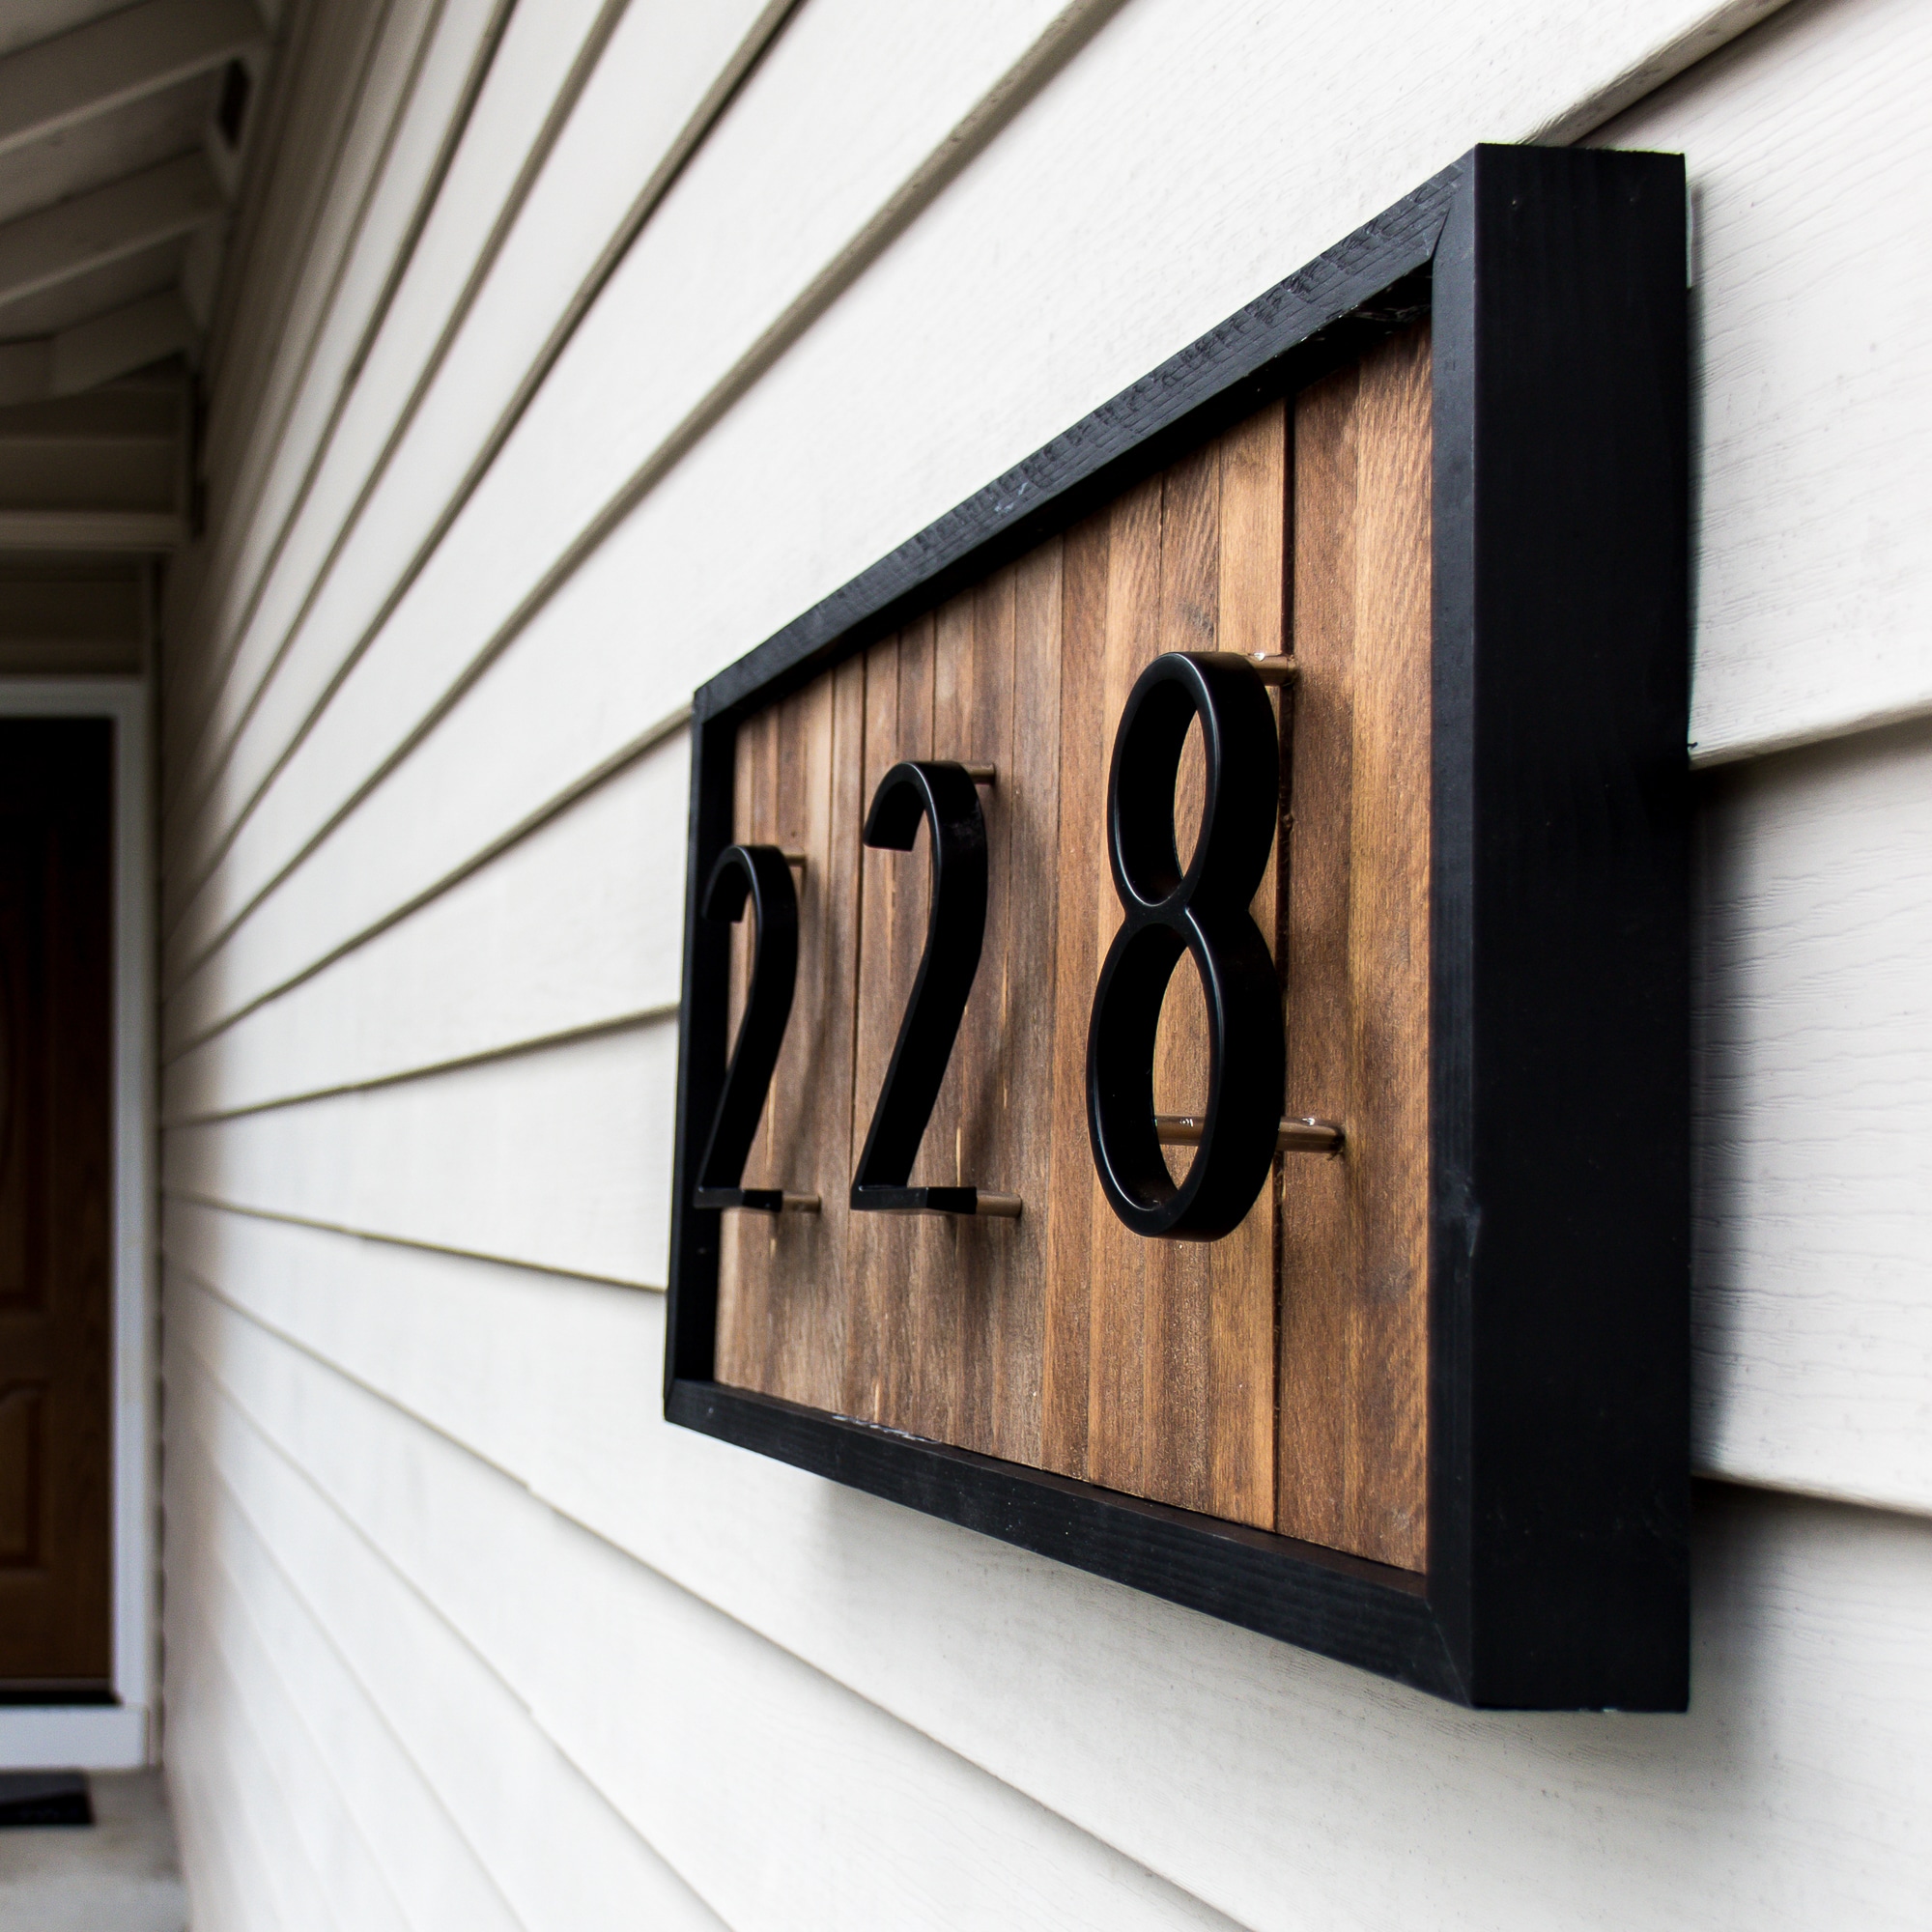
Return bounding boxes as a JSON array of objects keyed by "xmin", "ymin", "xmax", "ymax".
[{"xmin": 848, "ymin": 760, "xmax": 1017, "ymax": 1218}]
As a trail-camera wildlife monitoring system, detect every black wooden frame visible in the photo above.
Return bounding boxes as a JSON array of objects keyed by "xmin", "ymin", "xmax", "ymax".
[{"xmin": 665, "ymin": 145, "xmax": 1690, "ymax": 1709}]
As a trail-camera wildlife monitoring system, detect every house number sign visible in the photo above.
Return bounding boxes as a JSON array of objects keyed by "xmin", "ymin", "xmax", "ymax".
[
  {"xmin": 696, "ymin": 647, "xmax": 1309, "ymax": 1236},
  {"xmin": 666, "ymin": 147, "xmax": 1692, "ymax": 1709}
]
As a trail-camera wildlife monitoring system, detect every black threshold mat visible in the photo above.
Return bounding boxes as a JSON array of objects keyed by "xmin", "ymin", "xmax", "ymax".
[{"xmin": 0, "ymin": 1771, "xmax": 93, "ymax": 1827}]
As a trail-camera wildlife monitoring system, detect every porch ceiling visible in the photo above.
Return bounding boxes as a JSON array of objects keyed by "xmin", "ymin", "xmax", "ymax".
[{"xmin": 0, "ymin": 0, "xmax": 270, "ymax": 562}]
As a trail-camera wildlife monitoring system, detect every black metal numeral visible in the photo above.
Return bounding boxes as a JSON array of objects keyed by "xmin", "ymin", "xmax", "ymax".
[
  {"xmin": 849, "ymin": 761, "xmax": 1007, "ymax": 1216},
  {"xmin": 693, "ymin": 844, "xmax": 798, "ymax": 1213},
  {"xmin": 1086, "ymin": 652, "xmax": 1285, "ymax": 1240}
]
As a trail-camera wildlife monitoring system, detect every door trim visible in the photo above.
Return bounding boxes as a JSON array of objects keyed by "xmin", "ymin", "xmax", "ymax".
[{"xmin": 0, "ymin": 679, "xmax": 152, "ymax": 1771}]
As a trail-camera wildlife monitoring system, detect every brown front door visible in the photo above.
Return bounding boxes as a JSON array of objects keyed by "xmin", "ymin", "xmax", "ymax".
[{"xmin": 0, "ymin": 719, "xmax": 112, "ymax": 1699}]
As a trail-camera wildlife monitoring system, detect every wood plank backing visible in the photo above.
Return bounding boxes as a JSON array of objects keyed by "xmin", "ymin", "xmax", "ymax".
[
  {"xmin": 1276, "ymin": 323, "xmax": 1432, "ymax": 1568},
  {"xmin": 715, "ymin": 366, "xmax": 1428, "ymax": 1560}
]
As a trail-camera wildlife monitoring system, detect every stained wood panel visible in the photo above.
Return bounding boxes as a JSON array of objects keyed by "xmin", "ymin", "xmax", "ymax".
[
  {"xmin": 1277, "ymin": 326, "xmax": 1433, "ymax": 1568},
  {"xmin": 174, "ymin": 1207, "xmax": 1932, "ymax": 1932},
  {"xmin": 716, "ymin": 345, "xmax": 1431, "ymax": 1556},
  {"xmin": 152, "ymin": 0, "xmax": 1932, "ymax": 1912}
]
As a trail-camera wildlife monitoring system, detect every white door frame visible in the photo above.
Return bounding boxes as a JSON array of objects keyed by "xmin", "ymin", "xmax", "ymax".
[{"xmin": 0, "ymin": 678, "xmax": 154, "ymax": 1771}]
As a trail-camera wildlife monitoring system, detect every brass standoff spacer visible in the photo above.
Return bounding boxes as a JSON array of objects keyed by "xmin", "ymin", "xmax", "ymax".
[
  {"xmin": 1154, "ymin": 1114, "xmax": 1344, "ymax": 1154},
  {"xmin": 1247, "ymin": 654, "xmax": 1298, "ymax": 687}
]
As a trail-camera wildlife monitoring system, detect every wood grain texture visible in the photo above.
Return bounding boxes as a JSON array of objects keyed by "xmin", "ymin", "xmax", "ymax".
[
  {"xmin": 168, "ymin": 1213, "xmax": 1932, "ymax": 1932},
  {"xmin": 1081, "ymin": 473, "xmax": 1161, "ymax": 1504},
  {"xmin": 1206, "ymin": 404, "xmax": 1288, "ymax": 1521},
  {"xmin": 153, "ymin": 0, "xmax": 1932, "ymax": 1919},
  {"xmin": 1276, "ymin": 362, "xmax": 1359, "ymax": 1550},
  {"xmin": 165, "ymin": 1282, "xmax": 727, "ymax": 1932},
  {"xmin": 1038, "ymin": 512, "xmax": 1110, "ymax": 1483},
  {"xmin": 719, "ymin": 404, "xmax": 1302, "ymax": 1534},
  {"xmin": 1277, "ymin": 327, "xmax": 1432, "ymax": 1568},
  {"xmin": 169, "ymin": 1264, "xmax": 1245, "ymax": 1932},
  {"xmin": 1599, "ymin": 0, "xmax": 1932, "ymax": 765},
  {"xmin": 709, "ymin": 373, "xmax": 1428, "ymax": 1552},
  {"xmin": 158, "ymin": 696, "xmax": 1932, "ymax": 1520},
  {"xmin": 154, "ymin": 0, "xmax": 1771, "ymax": 1050}
]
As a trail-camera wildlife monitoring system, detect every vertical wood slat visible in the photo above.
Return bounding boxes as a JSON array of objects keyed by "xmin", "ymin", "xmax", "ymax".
[
  {"xmin": 1277, "ymin": 324, "xmax": 1432, "ymax": 1568},
  {"xmin": 958, "ymin": 555, "xmax": 1059, "ymax": 1466},
  {"xmin": 1038, "ymin": 515, "xmax": 1111, "ymax": 1483},
  {"xmin": 711, "ymin": 362, "xmax": 1426, "ymax": 1565},
  {"xmin": 712, "ymin": 705, "xmax": 769, "ymax": 1392},
  {"xmin": 1082, "ymin": 471, "xmax": 1163, "ymax": 1505}
]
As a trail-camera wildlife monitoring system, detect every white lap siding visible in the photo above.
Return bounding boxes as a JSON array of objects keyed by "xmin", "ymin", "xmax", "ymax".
[{"xmin": 159, "ymin": 0, "xmax": 1932, "ymax": 1925}]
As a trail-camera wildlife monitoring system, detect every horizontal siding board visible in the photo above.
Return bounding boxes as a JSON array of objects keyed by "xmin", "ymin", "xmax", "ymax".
[
  {"xmin": 159, "ymin": 499, "xmax": 696, "ymax": 1065},
  {"xmin": 163, "ymin": 1477, "xmax": 350, "ymax": 1932},
  {"xmin": 1597, "ymin": 0, "xmax": 1932, "ymax": 763},
  {"xmin": 159, "ymin": 0, "xmax": 1095, "ymax": 982},
  {"xmin": 169, "ymin": 1277, "xmax": 729, "ymax": 1932},
  {"xmin": 195, "ymin": 0, "xmax": 446, "ymax": 527},
  {"xmin": 165, "ymin": 1197, "xmax": 560, "ymax": 1487},
  {"xmin": 162, "ymin": 0, "xmax": 619, "ymax": 827},
  {"xmin": 164, "ymin": 1327, "xmax": 412, "ymax": 1932},
  {"xmin": 163, "ymin": 1208, "xmax": 1932, "ymax": 1932},
  {"xmin": 171, "ymin": 0, "xmax": 512, "ymax": 765},
  {"xmin": 157, "ymin": 0, "xmax": 1932, "ymax": 1925},
  {"xmin": 162, "ymin": 732, "xmax": 688, "ymax": 1120},
  {"xmin": 165, "ymin": 711, "xmax": 1932, "ymax": 1508},
  {"xmin": 1693, "ymin": 719, "xmax": 1932, "ymax": 1512},
  {"xmin": 164, "ymin": 1719, "xmax": 303, "ymax": 1932},
  {"xmin": 194, "ymin": 0, "xmax": 389, "ymax": 489},
  {"xmin": 156, "ymin": 0, "xmax": 1796, "ymax": 1020},
  {"xmin": 172, "ymin": 1270, "xmax": 1246, "ymax": 1932},
  {"xmin": 165, "ymin": 1429, "xmax": 524, "ymax": 1930},
  {"xmin": 160, "ymin": 0, "xmax": 1902, "ymax": 1056},
  {"xmin": 164, "ymin": 1535, "xmax": 401, "ymax": 1932},
  {"xmin": 161, "ymin": 0, "xmax": 787, "ymax": 913},
  {"xmin": 160, "ymin": 572, "xmax": 693, "ymax": 1061},
  {"xmin": 165, "ymin": 1019, "xmax": 679, "ymax": 1286}
]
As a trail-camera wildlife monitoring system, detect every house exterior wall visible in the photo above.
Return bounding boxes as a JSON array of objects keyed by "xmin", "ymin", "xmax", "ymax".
[{"xmin": 156, "ymin": 0, "xmax": 1932, "ymax": 1925}]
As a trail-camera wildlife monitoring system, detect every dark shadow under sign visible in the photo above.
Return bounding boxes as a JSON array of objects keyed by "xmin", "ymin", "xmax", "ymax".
[{"xmin": 665, "ymin": 145, "xmax": 1690, "ymax": 1710}]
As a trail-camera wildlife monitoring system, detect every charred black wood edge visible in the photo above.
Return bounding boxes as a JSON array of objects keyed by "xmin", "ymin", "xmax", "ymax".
[
  {"xmin": 665, "ymin": 146, "xmax": 1690, "ymax": 1712},
  {"xmin": 691, "ymin": 165, "xmax": 1455, "ymax": 731}
]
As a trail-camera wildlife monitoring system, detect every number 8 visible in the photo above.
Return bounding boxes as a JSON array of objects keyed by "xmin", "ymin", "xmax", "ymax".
[{"xmin": 1085, "ymin": 652, "xmax": 1285, "ymax": 1240}]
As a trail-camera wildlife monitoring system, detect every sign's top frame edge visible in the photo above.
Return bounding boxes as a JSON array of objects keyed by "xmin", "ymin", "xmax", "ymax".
[{"xmin": 690, "ymin": 152, "xmax": 1487, "ymax": 727}]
